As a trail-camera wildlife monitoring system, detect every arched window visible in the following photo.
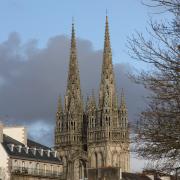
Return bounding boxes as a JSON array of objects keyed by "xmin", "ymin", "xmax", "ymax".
[
  {"xmin": 112, "ymin": 153, "xmax": 118, "ymax": 167},
  {"xmin": 22, "ymin": 161, "xmax": 25, "ymax": 168},
  {"xmin": 97, "ymin": 152, "xmax": 103, "ymax": 167},
  {"xmin": 14, "ymin": 160, "xmax": 18, "ymax": 167},
  {"xmin": 90, "ymin": 153, "xmax": 97, "ymax": 168}
]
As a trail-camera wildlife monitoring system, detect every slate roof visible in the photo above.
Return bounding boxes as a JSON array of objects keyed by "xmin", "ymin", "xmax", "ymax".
[
  {"xmin": 122, "ymin": 172, "xmax": 151, "ymax": 180},
  {"xmin": 2, "ymin": 134, "xmax": 62, "ymax": 164},
  {"xmin": 27, "ymin": 139, "xmax": 50, "ymax": 150}
]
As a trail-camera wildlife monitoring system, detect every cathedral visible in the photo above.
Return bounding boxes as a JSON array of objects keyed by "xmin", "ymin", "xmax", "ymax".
[{"xmin": 54, "ymin": 16, "xmax": 130, "ymax": 180}]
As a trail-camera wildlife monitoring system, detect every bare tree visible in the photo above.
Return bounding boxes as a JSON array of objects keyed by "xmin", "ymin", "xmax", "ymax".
[{"xmin": 128, "ymin": 0, "xmax": 180, "ymax": 172}]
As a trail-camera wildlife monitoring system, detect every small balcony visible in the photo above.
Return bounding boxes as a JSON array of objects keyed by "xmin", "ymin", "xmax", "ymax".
[{"xmin": 11, "ymin": 166, "xmax": 63, "ymax": 179}]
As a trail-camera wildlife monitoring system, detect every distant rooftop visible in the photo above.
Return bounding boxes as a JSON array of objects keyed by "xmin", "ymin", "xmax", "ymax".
[{"xmin": 2, "ymin": 134, "xmax": 62, "ymax": 164}]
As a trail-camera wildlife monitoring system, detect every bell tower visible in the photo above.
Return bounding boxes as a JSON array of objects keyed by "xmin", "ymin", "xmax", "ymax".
[
  {"xmin": 87, "ymin": 16, "xmax": 130, "ymax": 172},
  {"xmin": 55, "ymin": 22, "xmax": 87, "ymax": 180}
]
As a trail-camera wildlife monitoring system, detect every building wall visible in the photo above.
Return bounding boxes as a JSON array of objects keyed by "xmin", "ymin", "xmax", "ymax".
[
  {"xmin": 11, "ymin": 176, "xmax": 61, "ymax": 180},
  {"xmin": 3, "ymin": 126, "xmax": 27, "ymax": 145},
  {"xmin": 10, "ymin": 158, "xmax": 62, "ymax": 173},
  {"xmin": 0, "ymin": 144, "xmax": 10, "ymax": 180},
  {"xmin": 161, "ymin": 177, "xmax": 171, "ymax": 180},
  {"xmin": 88, "ymin": 167, "xmax": 121, "ymax": 180},
  {"xmin": 88, "ymin": 142, "xmax": 130, "ymax": 172}
]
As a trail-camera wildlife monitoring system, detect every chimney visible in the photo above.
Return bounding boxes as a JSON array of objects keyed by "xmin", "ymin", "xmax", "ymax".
[
  {"xmin": 32, "ymin": 147, "xmax": 36, "ymax": 155},
  {"xmin": 47, "ymin": 150, "xmax": 51, "ymax": 157},
  {"xmin": 53, "ymin": 151, "xmax": 57, "ymax": 158},
  {"xmin": 9, "ymin": 144, "xmax": 14, "ymax": 152},
  {"xmin": 40, "ymin": 149, "xmax": 43, "ymax": 156},
  {"xmin": 25, "ymin": 146, "xmax": 29, "ymax": 154},
  {"xmin": 0, "ymin": 122, "xmax": 3, "ymax": 143},
  {"xmin": 17, "ymin": 145, "xmax": 22, "ymax": 153}
]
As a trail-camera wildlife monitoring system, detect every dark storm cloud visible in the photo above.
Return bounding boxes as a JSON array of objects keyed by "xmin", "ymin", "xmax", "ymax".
[{"xmin": 0, "ymin": 32, "xmax": 148, "ymax": 146}]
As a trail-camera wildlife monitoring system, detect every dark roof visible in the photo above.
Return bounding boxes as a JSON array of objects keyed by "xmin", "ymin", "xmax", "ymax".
[
  {"xmin": 122, "ymin": 172, "xmax": 151, "ymax": 180},
  {"xmin": 27, "ymin": 139, "xmax": 50, "ymax": 150},
  {"xmin": 2, "ymin": 134, "xmax": 62, "ymax": 164}
]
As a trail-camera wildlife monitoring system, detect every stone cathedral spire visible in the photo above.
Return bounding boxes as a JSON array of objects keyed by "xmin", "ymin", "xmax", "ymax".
[
  {"xmin": 87, "ymin": 16, "xmax": 130, "ymax": 172},
  {"xmin": 99, "ymin": 15, "xmax": 117, "ymax": 111},
  {"xmin": 65, "ymin": 22, "xmax": 83, "ymax": 114}
]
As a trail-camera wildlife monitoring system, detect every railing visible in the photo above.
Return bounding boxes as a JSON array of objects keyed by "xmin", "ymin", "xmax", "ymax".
[{"xmin": 11, "ymin": 166, "xmax": 62, "ymax": 178}]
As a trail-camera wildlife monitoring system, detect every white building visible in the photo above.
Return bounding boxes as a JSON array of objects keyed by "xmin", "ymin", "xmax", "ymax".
[{"xmin": 0, "ymin": 122, "xmax": 63, "ymax": 180}]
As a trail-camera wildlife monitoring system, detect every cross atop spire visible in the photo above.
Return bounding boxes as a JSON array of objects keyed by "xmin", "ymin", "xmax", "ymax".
[
  {"xmin": 72, "ymin": 16, "xmax": 74, "ymax": 24},
  {"xmin": 71, "ymin": 19, "xmax": 76, "ymax": 54},
  {"xmin": 106, "ymin": 9, "xmax": 108, "ymax": 16}
]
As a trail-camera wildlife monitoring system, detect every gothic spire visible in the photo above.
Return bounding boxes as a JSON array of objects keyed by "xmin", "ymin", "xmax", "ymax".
[
  {"xmin": 91, "ymin": 89, "xmax": 96, "ymax": 108},
  {"xmin": 57, "ymin": 95, "xmax": 63, "ymax": 114},
  {"xmin": 120, "ymin": 89, "xmax": 127, "ymax": 110},
  {"xmin": 99, "ymin": 16, "xmax": 117, "ymax": 110},
  {"xmin": 65, "ymin": 22, "xmax": 82, "ymax": 113},
  {"xmin": 104, "ymin": 15, "xmax": 111, "ymax": 55},
  {"xmin": 86, "ymin": 90, "xmax": 96, "ymax": 112}
]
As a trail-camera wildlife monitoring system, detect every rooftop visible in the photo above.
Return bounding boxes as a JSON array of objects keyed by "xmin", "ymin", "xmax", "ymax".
[{"xmin": 2, "ymin": 134, "xmax": 62, "ymax": 164}]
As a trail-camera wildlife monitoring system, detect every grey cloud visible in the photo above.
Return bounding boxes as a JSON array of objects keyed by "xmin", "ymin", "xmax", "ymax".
[{"xmin": 0, "ymin": 32, "xmax": 148, "ymax": 145}]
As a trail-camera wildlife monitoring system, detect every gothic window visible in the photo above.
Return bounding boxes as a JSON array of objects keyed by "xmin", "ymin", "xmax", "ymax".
[
  {"xmin": 112, "ymin": 153, "xmax": 118, "ymax": 167},
  {"xmin": 22, "ymin": 161, "xmax": 25, "ymax": 168},
  {"xmin": 97, "ymin": 152, "xmax": 103, "ymax": 168},
  {"xmin": 14, "ymin": 160, "xmax": 18, "ymax": 167},
  {"xmin": 90, "ymin": 153, "xmax": 97, "ymax": 168}
]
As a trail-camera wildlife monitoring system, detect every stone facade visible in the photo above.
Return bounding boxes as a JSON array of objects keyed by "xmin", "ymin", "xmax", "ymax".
[{"xmin": 55, "ymin": 16, "xmax": 130, "ymax": 180}]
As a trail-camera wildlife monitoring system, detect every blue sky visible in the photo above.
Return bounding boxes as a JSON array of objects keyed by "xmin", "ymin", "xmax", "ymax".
[{"xmin": 0, "ymin": 0, "xmax": 162, "ymax": 64}]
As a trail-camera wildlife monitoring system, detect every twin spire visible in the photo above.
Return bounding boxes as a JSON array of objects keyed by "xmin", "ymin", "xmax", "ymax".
[{"xmin": 61, "ymin": 16, "xmax": 125, "ymax": 113}]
